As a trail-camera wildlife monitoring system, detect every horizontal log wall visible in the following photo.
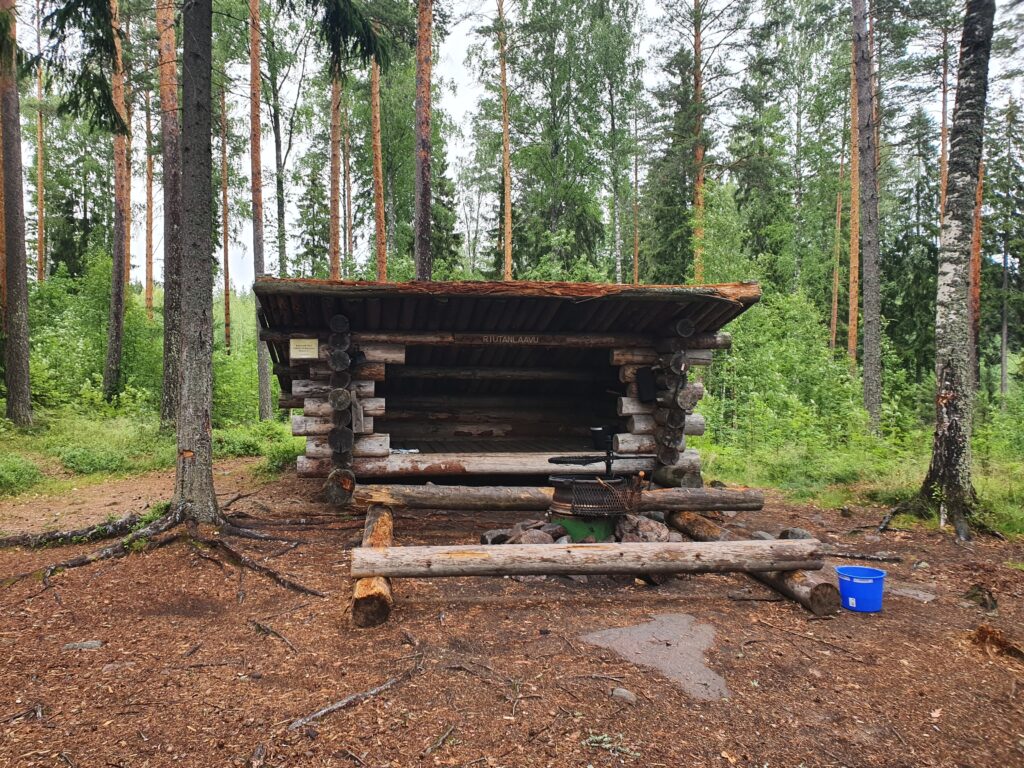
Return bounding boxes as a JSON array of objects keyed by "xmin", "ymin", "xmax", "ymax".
[{"xmin": 276, "ymin": 317, "xmax": 727, "ymax": 484}]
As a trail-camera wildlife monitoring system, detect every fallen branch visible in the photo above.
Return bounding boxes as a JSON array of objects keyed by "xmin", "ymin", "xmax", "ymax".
[{"xmin": 288, "ymin": 660, "xmax": 421, "ymax": 731}]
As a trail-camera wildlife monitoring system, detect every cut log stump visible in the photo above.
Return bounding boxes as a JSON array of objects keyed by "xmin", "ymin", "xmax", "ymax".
[{"xmin": 351, "ymin": 505, "xmax": 394, "ymax": 628}]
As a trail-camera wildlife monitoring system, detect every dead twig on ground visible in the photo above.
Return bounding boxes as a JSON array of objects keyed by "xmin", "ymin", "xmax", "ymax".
[
  {"xmin": 823, "ymin": 548, "xmax": 902, "ymax": 563},
  {"xmin": 249, "ymin": 620, "xmax": 298, "ymax": 652},
  {"xmin": 421, "ymin": 724, "xmax": 455, "ymax": 756},
  {"xmin": 287, "ymin": 658, "xmax": 423, "ymax": 731}
]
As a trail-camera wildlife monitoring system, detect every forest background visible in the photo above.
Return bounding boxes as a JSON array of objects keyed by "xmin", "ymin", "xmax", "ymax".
[{"xmin": 0, "ymin": 0, "xmax": 1022, "ymax": 535}]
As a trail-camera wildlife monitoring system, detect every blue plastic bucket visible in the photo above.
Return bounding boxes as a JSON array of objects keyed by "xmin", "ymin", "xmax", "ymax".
[{"xmin": 835, "ymin": 566, "xmax": 886, "ymax": 613}]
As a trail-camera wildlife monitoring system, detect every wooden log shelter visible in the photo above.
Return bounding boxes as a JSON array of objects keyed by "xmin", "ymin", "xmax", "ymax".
[
  {"xmin": 255, "ymin": 277, "xmax": 760, "ymax": 490},
  {"xmin": 252, "ymin": 278, "xmax": 833, "ymax": 627}
]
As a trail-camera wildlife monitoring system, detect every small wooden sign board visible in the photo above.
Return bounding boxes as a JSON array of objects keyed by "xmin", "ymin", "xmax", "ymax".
[{"xmin": 289, "ymin": 338, "xmax": 320, "ymax": 361}]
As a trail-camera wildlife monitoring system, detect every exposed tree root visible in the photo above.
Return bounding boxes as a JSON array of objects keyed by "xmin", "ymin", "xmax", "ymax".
[
  {"xmin": 0, "ymin": 513, "xmax": 145, "ymax": 549},
  {"xmin": 2, "ymin": 510, "xmax": 324, "ymax": 598},
  {"xmin": 189, "ymin": 533, "xmax": 325, "ymax": 596}
]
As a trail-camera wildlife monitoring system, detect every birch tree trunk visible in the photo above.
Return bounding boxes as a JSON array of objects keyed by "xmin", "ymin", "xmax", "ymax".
[
  {"xmin": 1, "ymin": 0, "xmax": 32, "ymax": 426},
  {"xmin": 250, "ymin": 0, "xmax": 273, "ymax": 420},
  {"xmin": 921, "ymin": 0, "xmax": 995, "ymax": 540},
  {"xmin": 329, "ymin": 77, "xmax": 341, "ymax": 280},
  {"xmin": 853, "ymin": 0, "xmax": 882, "ymax": 429},
  {"xmin": 102, "ymin": 0, "xmax": 129, "ymax": 400},
  {"xmin": 497, "ymin": 0, "xmax": 512, "ymax": 280},
  {"xmin": 173, "ymin": 0, "xmax": 221, "ymax": 523},
  {"xmin": 157, "ymin": 0, "xmax": 182, "ymax": 424},
  {"xmin": 370, "ymin": 59, "xmax": 387, "ymax": 281},
  {"xmin": 413, "ymin": 0, "xmax": 433, "ymax": 281},
  {"xmin": 939, "ymin": 27, "xmax": 950, "ymax": 224},
  {"xmin": 968, "ymin": 161, "xmax": 984, "ymax": 385}
]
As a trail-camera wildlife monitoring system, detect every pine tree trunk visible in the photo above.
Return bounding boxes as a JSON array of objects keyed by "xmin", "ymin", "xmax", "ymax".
[
  {"xmin": 829, "ymin": 148, "xmax": 846, "ymax": 349},
  {"xmin": 157, "ymin": 0, "xmax": 182, "ymax": 424},
  {"xmin": 632, "ymin": 138, "xmax": 639, "ymax": 286},
  {"xmin": 329, "ymin": 76, "xmax": 341, "ymax": 280},
  {"xmin": 35, "ymin": 0, "xmax": 44, "ymax": 282},
  {"xmin": 221, "ymin": 85, "xmax": 231, "ymax": 353},
  {"xmin": 268, "ymin": 44, "xmax": 287, "ymax": 278},
  {"xmin": 370, "ymin": 59, "xmax": 387, "ymax": 281},
  {"xmin": 0, "ymin": 102, "xmax": 6, "ymax": 317},
  {"xmin": 847, "ymin": 52, "xmax": 860, "ymax": 364},
  {"xmin": 174, "ymin": 0, "xmax": 221, "ymax": 524},
  {"xmin": 497, "ymin": 0, "xmax": 512, "ymax": 280},
  {"xmin": 250, "ymin": 0, "xmax": 272, "ymax": 420},
  {"xmin": 413, "ymin": 0, "xmax": 433, "ymax": 281},
  {"xmin": 968, "ymin": 161, "xmax": 983, "ymax": 385},
  {"xmin": 103, "ymin": 0, "xmax": 129, "ymax": 400},
  {"xmin": 123, "ymin": 39, "xmax": 132, "ymax": 287},
  {"xmin": 1, "ymin": 0, "xmax": 32, "ymax": 426},
  {"xmin": 853, "ymin": 0, "xmax": 882, "ymax": 429},
  {"xmin": 342, "ymin": 86, "xmax": 353, "ymax": 275},
  {"xmin": 922, "ymin": 0, "xmax": 995, "ymax": 541},
  {"xmin": 144, "ymin": 86, "xmax": 154, "ymax": 319},
  {"xmin": 692, "ymin": 0, "xmax": 705, "ymax": 283}
]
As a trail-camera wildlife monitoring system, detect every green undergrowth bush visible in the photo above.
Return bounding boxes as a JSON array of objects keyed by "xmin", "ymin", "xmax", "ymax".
[{"xmin": 0, "ymin": 453, "xmax": 44, "ymax": 497}]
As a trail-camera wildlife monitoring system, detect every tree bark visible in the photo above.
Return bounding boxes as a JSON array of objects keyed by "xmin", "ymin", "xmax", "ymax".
[
  {"xmin": 221, "ymin": 85, "xmax": 231, "ymax": 353},
  {"xmin": 267, "ymin": 28, "xmax": 287, "ymax": 278},
  {"xmin": 632, "ymin": 114, "xmax": 639, "ymax": 285},
  {"xmin": 969, "ymin": 161, "xmax": 983, "ymax": 385},
  {"xmin": 156, "ymin": 0, "xmax": 183, "ymax": 423},
  {"xmin": 352, "ymin": 540, "xmax": 824, "ymax": 579},
  {"xmin": 370, "ymin": 59, "xmax": 386, "ymax": 281},
  {"xmin": 666, "ymin": 511, "xmax": 840, "ymax": 616},
  {"xmin": 829, "ymin": 146, "xmax": 846, "ymax": 349},
  {"xmin": 939, "ymin": 27, "xmax": 950, "ymax": 225},
  {"xmin": 847, "ymin": 51, "xmax": 859, "ymax": 365},
  {"xmin": 498, "ymin": 0, "xmax": 512, "ymax": 280},
  {"xmin": 413, "ymin": 0, "xmax": 433, "ymax": 281},
  {"xmin": 0, "ymin": 92, "xmax": 6, "ymax": 318},
  {"xmin": 921, "ymin": 0, "xmax": 995, "ymax": 540},
  {"xmin": 173, "ymin": 0, "xmax": 221, "ymax": 523},
  {"xmin": 853, "ymin": 0, "xmax": 881, "ymax": 429},
  {"xmin": 342, "ymin": 85, "xmax": 353, "ymax": 275},
  {"xmin": 144, "ymin": 85, "xmax": 154, "ymax": 319},
  {"xmin": 102, "ymin": 0, "xmax": 129, "ymax": 400},
  {"xmin": 692, "ymin": 0, "xmax": 705, "ymax": 283},
  {"xmin": 329, "ymin": 76, "xmax": 341, "ymax": 279},
  {"xmin": 157, "ymin": 0, "xmax": 183, "ymax": 425},
  {"xmin": 250, "ymin": 0, "xmax": 273, "ymax": 419},
  {"xmin": 34, "ymin": 0, "xmax": 44, "ymax": 282},
  {"xmin": 1, "ymin": 0, "xmax": 32, "ymax": 425}
]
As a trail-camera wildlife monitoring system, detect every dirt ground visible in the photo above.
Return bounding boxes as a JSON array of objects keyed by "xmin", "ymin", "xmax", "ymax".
[{"xmin": 0, "ymin": 462, "xmax": 1022, "ymax": 768}]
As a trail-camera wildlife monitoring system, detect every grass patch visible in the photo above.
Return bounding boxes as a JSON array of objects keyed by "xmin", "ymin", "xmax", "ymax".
[{"xmin": 0, "ymin": 454, "xmax": 44, "ymax": 497}]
